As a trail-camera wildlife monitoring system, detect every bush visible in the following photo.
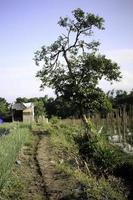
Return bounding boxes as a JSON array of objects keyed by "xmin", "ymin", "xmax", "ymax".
[
  {"xmin": 49, "ymin": 116, "xmax": 61, "ymax": 124},
  {"xmin": 75, "ymin": 131, "xmax": 124, "ymax": 173}
]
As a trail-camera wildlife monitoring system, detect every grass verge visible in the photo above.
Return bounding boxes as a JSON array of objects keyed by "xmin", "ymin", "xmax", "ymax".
[{"xmin": 0, "ymin": 123, "xmax": 33, "ymax": 189}]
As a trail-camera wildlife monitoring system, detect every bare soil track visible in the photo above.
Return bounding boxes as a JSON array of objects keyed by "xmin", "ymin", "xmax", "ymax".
[
  {"xmin": 36, "ymin": 133, "xmax": 81, "ymax": 200},
  {"xmin": 0, "ymin": 132, "xmax": 80, "ymax": 200},
  {"xmin": 15, "ymin": 135, "xmax": 47, "ymax": 200},
  {"xmin": 37, "ymin": 135, "xmax": 72, "ymax": 200}
]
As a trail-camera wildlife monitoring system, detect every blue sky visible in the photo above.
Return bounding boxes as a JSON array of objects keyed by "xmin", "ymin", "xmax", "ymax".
[{"xmin": 0, "ymin": 0, "xmax": 133, "ymax": 102}]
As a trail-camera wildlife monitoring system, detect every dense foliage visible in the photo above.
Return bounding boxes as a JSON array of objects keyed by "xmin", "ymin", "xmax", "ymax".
[
  {"xmin": 1, "ymin": 88, "xmax": 133, "ymax": 122},
  {"xmin": 0, "ymin": 98, "xmax": 10, "ymax": 120},
  {"xmin": 34, "ymin": 8, "xmax": 121, "ymax": 121},
  {"xmin": 108, "ymin": 89, "xmax": 133, "ymax": 108}
]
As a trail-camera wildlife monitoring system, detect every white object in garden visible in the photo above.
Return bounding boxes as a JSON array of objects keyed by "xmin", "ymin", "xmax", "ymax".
[
  {"xmin": 98, "ymin": 126, "xmax": 103, "ymax": 134},
  {"xmin": 108, "ymin": 135, "xmax": 122, "ymax": 143},
  {"xmin": 123, "ymin": 143, "xmax": 133, "ymax": 153}
]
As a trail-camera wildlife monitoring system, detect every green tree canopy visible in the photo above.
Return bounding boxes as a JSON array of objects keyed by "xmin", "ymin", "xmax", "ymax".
[
  {"xmin": 0, "ymin": 98, "xmax": 9, "ymax": 119},
  {"xmin": 34, "ymin": 99, "xmax": 46, "ymax": 119},
  {"xmin": 34, "ymin": 8, "xmax": 121, "ymax": 123}
]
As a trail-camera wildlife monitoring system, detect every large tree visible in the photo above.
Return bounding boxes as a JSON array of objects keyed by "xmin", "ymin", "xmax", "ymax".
[{"xmin": 34, "ymin": 8, "xmax": 121, "ymax": 128}]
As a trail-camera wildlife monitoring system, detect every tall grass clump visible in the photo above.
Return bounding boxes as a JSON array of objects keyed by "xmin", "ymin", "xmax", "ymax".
[{"xmin": 0, "ymin": 123, "xmax": 32, "ymax": 188}]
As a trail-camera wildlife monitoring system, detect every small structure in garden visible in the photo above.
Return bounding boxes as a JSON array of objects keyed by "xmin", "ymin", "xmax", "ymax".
[{"xmin": 12, "ymin": 102, "xmax": 34, "ymax": 122}]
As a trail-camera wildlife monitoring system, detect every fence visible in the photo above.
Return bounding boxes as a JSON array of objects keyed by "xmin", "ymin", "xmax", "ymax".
[{"xmin": 91, "ymin": 105, "xmax": 133, "ymax": 152}]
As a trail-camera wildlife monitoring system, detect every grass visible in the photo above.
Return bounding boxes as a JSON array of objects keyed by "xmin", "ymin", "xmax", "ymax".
[
  {"xmin": 0, "ymin": 122, "xmax": 33, "ymax": 188},
  {"xmin": 0, "ymin": 122, "xmax": 44, "ymax": 200},
  {"xmin": 0, "ymin": 133, "xmax": 44, "ymax": 200},
  {"xmin": 0, "ymin": 119, "xmax": 130, "ymax": 199},
  {"xmin": 56, "ymin": 163, "xmax": 126, "ymax": 200},
  {"xmin": 44, "ymin": 118, "xmax": 128, "ymax": 200},
  {"xmin": 0, "ymin": 174, "xmax": 26, "ymax": 200}
]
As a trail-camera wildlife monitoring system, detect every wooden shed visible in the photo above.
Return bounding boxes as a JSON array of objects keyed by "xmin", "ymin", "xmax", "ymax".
[{"xmin": 12, "ymin": 102, "xmax": 34, "ymax": 122}]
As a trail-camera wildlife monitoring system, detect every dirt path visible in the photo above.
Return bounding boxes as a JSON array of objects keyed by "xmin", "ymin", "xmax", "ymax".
[
  {"xmin": 36, "ymin": 134, "xmax": 81, "ymax": 200},
  {"xmin": 15, "ymin": 136, "xmax": 47, "ymax": 200},
  {"xmin": 0, "ymin": 135, "xmax": 47, "ymax": 200},
  {"xmin": 37, "ymin": 135, "xmax": 71, "ymax": 200},
  {"xmin": 0, "ymin": 133, "xmax": 80, "ymax": 200},
  {"xmin": 12, "ymin": 133, "xmax": 74, "ymax": 200}
]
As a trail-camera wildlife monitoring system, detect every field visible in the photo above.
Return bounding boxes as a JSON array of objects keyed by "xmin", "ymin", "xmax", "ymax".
[
  {"xmin": 32, "ymin": 117, "xmax": 133, "ymax": 199},
  {"xmin": 0, "ymin": 119, "xmax": 133, "ymax": 200}
]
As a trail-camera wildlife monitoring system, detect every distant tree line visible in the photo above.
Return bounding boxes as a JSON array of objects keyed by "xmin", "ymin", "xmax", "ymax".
[
  {"xmin": 107, "ymin": 89, "xmax": 133, "ymax": 112},
  {"xmin": 0, "ymin": 98, "xmax": 10, "ymax": 121},
  {"xmin": 15, "ymin": 96, "xmax": 79, "ymax": 119},
  {"xmin": 0, "ymin": 89, "xmax": 133, "ymax": 122}
]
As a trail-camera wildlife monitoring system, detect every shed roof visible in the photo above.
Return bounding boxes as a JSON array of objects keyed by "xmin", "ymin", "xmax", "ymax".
[
  {"xmin": 12, "ymin": 103, "xmax": 25, "ymax": 110},
  {"xmin": 23, "ymin": 102, "xmax": 34, "ymax": 108},
  {"xmin": 12, "ymin": 102, "xmax": 34, "ymax": 110}
]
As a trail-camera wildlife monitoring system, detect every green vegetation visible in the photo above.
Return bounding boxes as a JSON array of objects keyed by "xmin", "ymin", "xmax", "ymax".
[
  {"xmin": 0, "ymin": 174, "xmax": 26, "ymax": 200},
  {"xmin": 0, "ymin": 123, "xmax": 32, "ymax": 189},
  {"xmin": 0, "ymin": 98, "xmax": 10, "ymax": 120},
  {"xmin": 108, "ymin": 89, "xmax": 133, "ymax": 108},
  {"xmin": 34, "ymin": 8, "xmax": 121, "ymax": 129},
  {"xmin": 40, "ymin": 118, "xmax": 129, "ymax": 200},
  {"xmin": 15, "ymin": 96, "xmax": 47, "ymax": 120},
  {"xmin": 0, "ymin": 119, "xmax": 132, "ymax": 199},
  {"xmin": 1, "ymin": 88, "xmax": 133, "ymax": 122}
]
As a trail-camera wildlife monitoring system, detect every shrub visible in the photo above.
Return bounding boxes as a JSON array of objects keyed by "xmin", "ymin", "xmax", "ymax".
[
  {"xmin": 49, "ymin": 116, "xmax": 61, "ymax": 124},
  {"xmin": 75, "ymin": 122, "xmax": 127, "ymax": 174}
]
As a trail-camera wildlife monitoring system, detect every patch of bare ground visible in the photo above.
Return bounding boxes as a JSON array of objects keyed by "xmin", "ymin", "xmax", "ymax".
[
  {"xmin": 37, "ymin": 135, "xmax": 83, "ymax": 200},
  {"xmin": 19, "ymin": 137, "xmax": 47, "ymax": 200}
]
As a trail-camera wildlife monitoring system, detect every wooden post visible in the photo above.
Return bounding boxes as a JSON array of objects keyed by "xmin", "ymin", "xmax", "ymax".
[
  {"xmin": 116, "ymin": 108, "xmax": 121, "ymax": 143},
  {"xmin": 122, "ymin": 105, "xmax": 127, "ymax": 145},
  {"xmin": 11, "ymin": 104, "xmax": 14, "ymax": 122}
]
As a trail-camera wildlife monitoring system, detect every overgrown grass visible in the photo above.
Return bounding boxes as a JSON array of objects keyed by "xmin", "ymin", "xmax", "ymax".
[
  {"xmin": 56, "ymin": 163, "xmax": 126, "ymax": 200},
  {"xmin": 44, "ymin": 118, "xmax": 128, "ymax": 200},
  {"xmin": 0, "ymin": 174, "xmax": 26, "ymax": 200},
  {"xmin": 0, "ymin": 123, "xmax": 32, "ymax": 188}
]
